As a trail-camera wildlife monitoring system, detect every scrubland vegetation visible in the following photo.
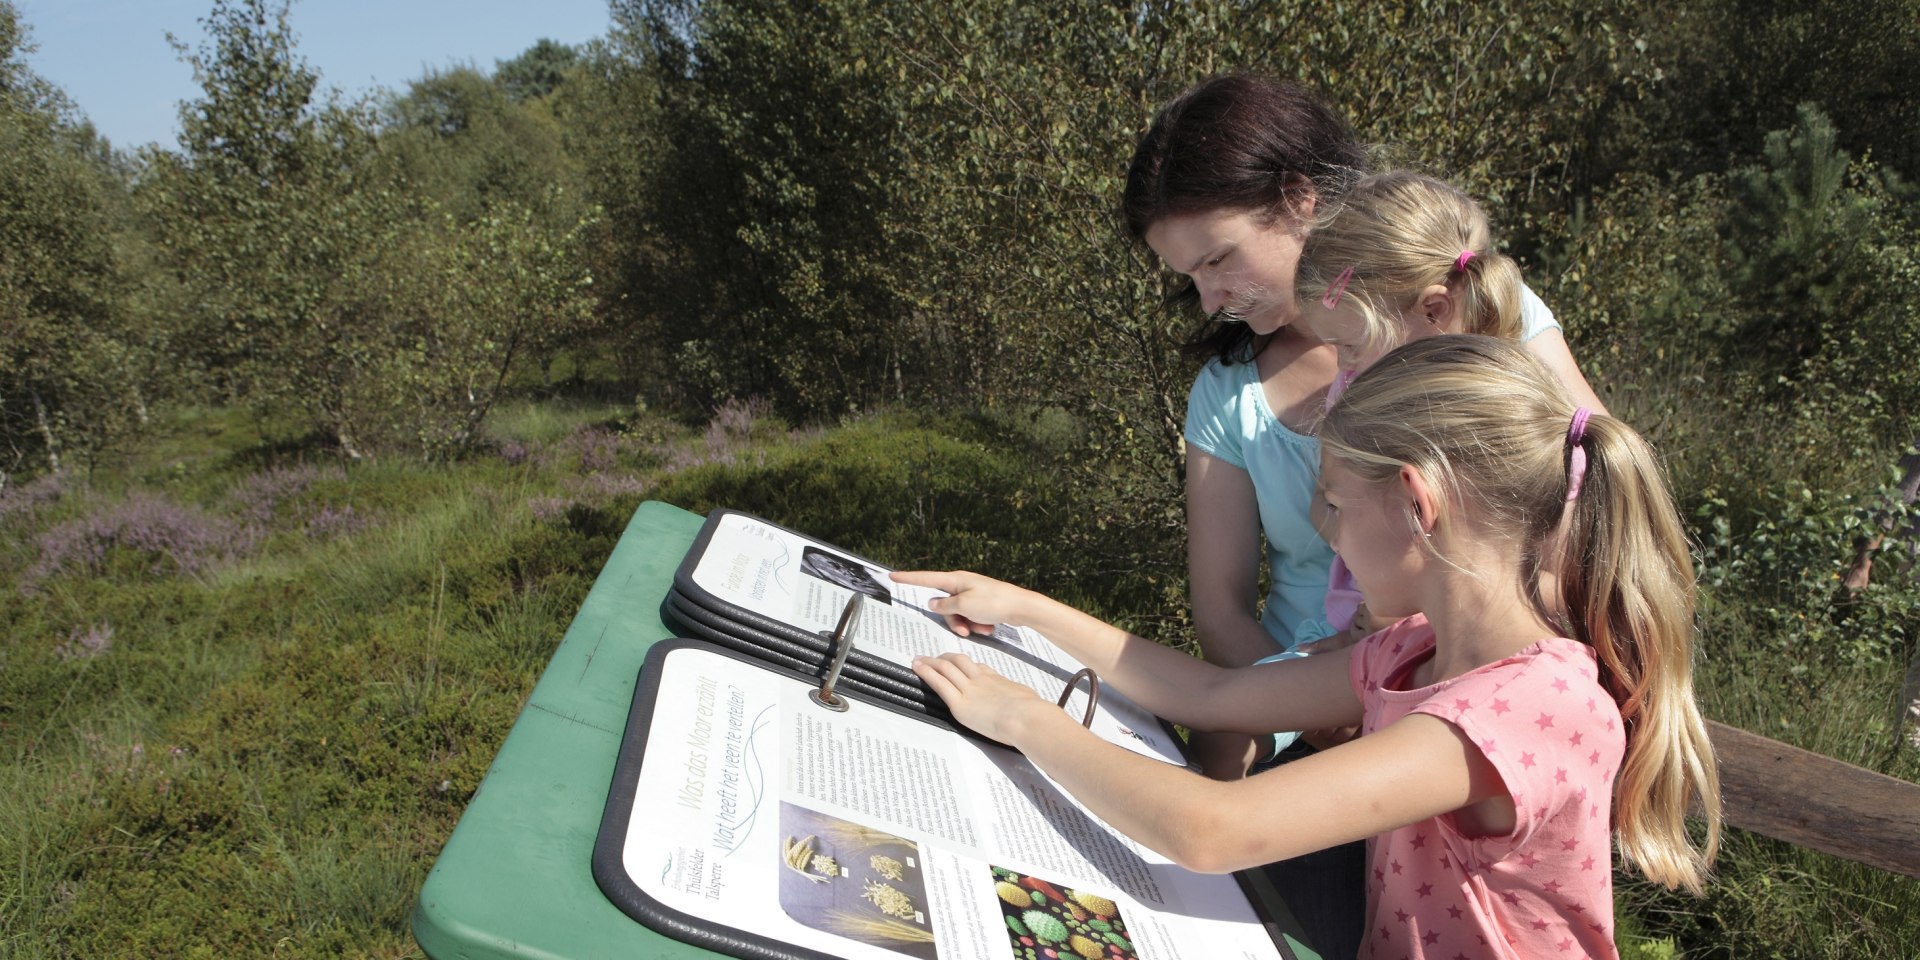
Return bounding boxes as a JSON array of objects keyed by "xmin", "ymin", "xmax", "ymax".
[{"xmin": 3, "ymin": 0, "xmax": 1918, "ymax": 955}]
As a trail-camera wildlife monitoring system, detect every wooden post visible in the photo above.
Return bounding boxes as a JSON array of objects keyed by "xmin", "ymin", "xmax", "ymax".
[{"xmin": 1709, "ymin": 720, "xmax": 1920, "ymax": 878}]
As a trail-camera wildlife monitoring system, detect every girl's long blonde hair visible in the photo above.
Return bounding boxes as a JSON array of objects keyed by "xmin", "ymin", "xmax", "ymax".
[
  {"xmin": 1294, "ymin": 171, "xmax": 1525, "ymax": 360},
  {"xmin": 1321, "ymin": 335, "xmax": 1721, "ymax": 893}
]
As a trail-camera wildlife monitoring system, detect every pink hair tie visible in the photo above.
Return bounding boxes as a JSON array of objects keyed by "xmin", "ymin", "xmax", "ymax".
[
  {"xmin": 1321, "ymin": 266, "xmax": 1355, "ymax": 309},
  {"xmin": 1565, "ymin": 407, "xmax": 1592, "ymax": 501},
  {"xmin": 1454, "ymin": 249, "xmax": 1475, "ymax": 273}
]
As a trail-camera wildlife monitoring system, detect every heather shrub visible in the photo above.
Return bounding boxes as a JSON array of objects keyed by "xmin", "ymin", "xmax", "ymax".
[
  {"xmin": 223, "ymin": 463, "xmax": 344, "ymax": 526},
  {"xmin": 303, "ymin": 503, "xmax": 367, "ymax": 540},
  {"xmin": 54, "ymin": 621, "xmax": 114, "ymax": 661},
  {"xmin": 0, "ymin": 471, "xmax": 68, "ymax": 523},
  {"xmin": 23, "ymin": 493, "xmax": 257, "ymax": 592},
  {"xmin": 528, "ymin": 422, "xmax": 662, "ymax": 476}
]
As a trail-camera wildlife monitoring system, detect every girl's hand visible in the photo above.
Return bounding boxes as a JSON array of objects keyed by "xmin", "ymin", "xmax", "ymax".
[
  {"xmin": 890, "ymin": 570, "xmax": 1039, "ymax": 638},
  {"xmin": 1295, "ymin": 621, "xmax": 1368, "ymax": 657},
  {"xmin": 1295, "ymin": 601, "xmax": 1390, "ymax": 656},
  {"xmin": 912, "ymin": 653, "xmax": 1048, "ymax": 746}
]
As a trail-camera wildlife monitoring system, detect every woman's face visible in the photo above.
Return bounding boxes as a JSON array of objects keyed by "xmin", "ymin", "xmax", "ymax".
[{"xmin": 1144, "ymin": 208, "xmax": 1309, "ymax": 335}]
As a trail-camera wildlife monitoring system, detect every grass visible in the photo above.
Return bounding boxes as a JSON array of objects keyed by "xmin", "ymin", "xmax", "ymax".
[
  {"xmin": 1, "ymin": 394, "xmax": 1915, "ymax": 957},
  {"xmin": 0, "ymin": 400, "xmax": 640, "ymax": 957}
]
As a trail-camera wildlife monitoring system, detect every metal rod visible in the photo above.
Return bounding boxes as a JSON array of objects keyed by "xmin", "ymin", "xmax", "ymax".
[{"xmin": 810, "ymin": 593, "xmax": 865, "ymax": 712}]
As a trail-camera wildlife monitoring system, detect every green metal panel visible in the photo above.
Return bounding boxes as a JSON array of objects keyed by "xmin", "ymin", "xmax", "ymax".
[{"xmin": 412, "ymin": 500, "xmax": 714, "ymax": 959}]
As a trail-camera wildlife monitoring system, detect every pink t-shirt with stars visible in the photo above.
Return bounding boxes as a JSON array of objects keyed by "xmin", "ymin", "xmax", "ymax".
[{"xmin": 1349, "ymin": 615, "xmax": 1625, "ymax": 960}]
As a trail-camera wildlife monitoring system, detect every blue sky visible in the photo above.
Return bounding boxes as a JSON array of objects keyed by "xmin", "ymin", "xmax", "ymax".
[{"xmin": 14, "ymin": 0, "xmax": 616, "ymax": 151}]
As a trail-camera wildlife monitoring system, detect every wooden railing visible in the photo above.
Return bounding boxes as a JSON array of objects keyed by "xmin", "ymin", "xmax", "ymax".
[{"xmin": 1709, "ymin": 721, "xmax": 1920, "ymax": 878}]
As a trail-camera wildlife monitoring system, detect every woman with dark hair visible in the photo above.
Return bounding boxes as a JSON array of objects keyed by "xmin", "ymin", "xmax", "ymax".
[{"xmin": 1123, "ymin": 74, "xmax": 1602, "ymax": 782}]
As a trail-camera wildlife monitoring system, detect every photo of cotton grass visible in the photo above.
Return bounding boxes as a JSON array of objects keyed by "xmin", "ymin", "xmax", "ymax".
[
  {"xmin": 991, "ymin": 866, "xmax": 1135, "ymax": 960},
  {"xmin": 776, "ymin": 803, "xmax": 936, "ymax": 959}
]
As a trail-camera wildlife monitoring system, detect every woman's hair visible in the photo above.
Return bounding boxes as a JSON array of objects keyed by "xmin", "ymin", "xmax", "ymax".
[
  {"xmin": 1121, "ymin": 73, "xmax": 1367, "ymax": 363},
  {"xmin": 1320, "ymin": 335, "xmax": 1721, "ymax": 894},
  {"xmin": 1294, "ymin": 171, "xmax": 1524, "ymax": 362}
]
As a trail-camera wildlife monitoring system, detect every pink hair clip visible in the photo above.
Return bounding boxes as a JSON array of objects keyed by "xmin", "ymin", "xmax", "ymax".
[
  {"xmin": 1454, "ymin": 249, "xmax": 1475, "ymax": 273},
  {"xmin": 1565, "ymin": 407, "xmax": 1592, "ymax": 501},
  {"xmin": 1322, "ymin": 266, "xmax": 1355, "ymax": 309}
]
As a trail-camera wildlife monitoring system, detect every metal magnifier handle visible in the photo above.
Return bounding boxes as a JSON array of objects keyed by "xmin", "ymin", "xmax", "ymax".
[{"xmin": 810, "ymin": 593, "xmax": 865, "ymax": 712}]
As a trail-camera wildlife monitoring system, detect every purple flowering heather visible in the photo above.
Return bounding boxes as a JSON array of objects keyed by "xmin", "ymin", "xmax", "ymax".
[
  {"xmin": 527, "ymin": 496, "xmax": 572, "ymax": 522},
  {"xmin": 568, "ymin": 473, "xmax": 648, "ymax": 500},
  {"xmin": 304, "ymin": 504, "xmax": 368, "ymax": 540},
  {"xmin": 711, "ymin": 397, "xmax": 767, "ymax": 438},
  {"xmin": 224, "ymin": 464, "xmax": 343, "ymax": 526},
  {"xmin": 572, "ymin": 427, "xmax": 621, "ymax": 474},
  {"xmin": 56, "ymin": 621, "xmax": 115, "ymax": 661},
  {"xmin": 24, "ymin": 493, "xmax": 256, "ymax": 592},
  {"xmin": 0, "ymin": 472, "xmax": 67, "ymax": 524}
]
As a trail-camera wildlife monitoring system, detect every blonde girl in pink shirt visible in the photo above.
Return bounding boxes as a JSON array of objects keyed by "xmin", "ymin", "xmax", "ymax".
[{"xmin": 901, "ymin": 335, "xmax": 1719, "ymax": 959}]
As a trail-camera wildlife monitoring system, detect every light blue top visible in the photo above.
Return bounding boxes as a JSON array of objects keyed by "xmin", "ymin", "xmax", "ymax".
[
  {"xmin": 1185, "ymin": 358, "xmax": 1338, "ymax": 652},
  {"xmin": 1183, "ymin": 285, "xmax": 1560, "ymax": 654},
  {"xmin": 1518, "ymin": 285, "xmax": 1560, "ymax": 341}
]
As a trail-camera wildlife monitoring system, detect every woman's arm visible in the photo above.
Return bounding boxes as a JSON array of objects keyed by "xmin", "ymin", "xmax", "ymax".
[
  {"xmin": 1523, "ymin": 328, "xmax": 1607, "ymax": 414},
  {"xmin": 914, "ymin": 651, "xmax": 1506, "ymax": 874},
  {"xmin": 1185, "ymin": 449, "xmax": 1284, "ymax": 667}
]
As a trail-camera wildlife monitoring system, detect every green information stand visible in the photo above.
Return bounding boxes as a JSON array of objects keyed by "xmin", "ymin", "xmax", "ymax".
[
  {"xmin": 412, "ymin": 500, "xmax": 1324, "ymax": 960},
  {"xmin": 412, "ymin": 500, "xmax": 716, "ymax": 959}
]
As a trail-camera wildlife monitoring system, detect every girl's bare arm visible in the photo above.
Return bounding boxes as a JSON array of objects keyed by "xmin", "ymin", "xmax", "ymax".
[
  {"xmin": 893, "ymin": 570, "xmax": 1363, "ymax": 735},
  {"xmin": 914, "ymin": 651, "xmax": 1507, "ymax": 874}
]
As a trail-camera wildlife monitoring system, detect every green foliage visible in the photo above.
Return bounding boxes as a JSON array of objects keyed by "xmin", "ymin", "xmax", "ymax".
[
  {"xmin": 410, "ymin": 200, "xmax": 600, "ymax": 456},
  {"xmin": 575, "ymin": 0, "xmax": 1667, "ymax": 571},
  {"xmin": 134, "ymin": 0, "xmax": 599, "ymax": 462},
  {"xmin": 1695, "ymin": 481, "xmax": 1920, "ymax": 691},
  {"xmin": 5, "ymin": 0, "xmax": 1920, "ymax": 954},
  {"xmin": 0, "ymin": 2, "xmax": 151, "ymax": 478},
  {"xmin": 1619, "ymin": 779, "xmax": 1920, "ymax": 959},
  {"xmin": 140, "ymin": 0, "xmax": 401, "ymax": 458},
  {"xmin": 595, "ymin": 0, "xmax": 915, "ymax": 418},
  {"xmin": 381, "ymin": 63, "xmax": 584, "ymax": 227},
  {"xmin": 1537, "ymin": 107, "xmax": 1920, "ymax": 956},
  {"xmin": 1621, "ymin": 0, "xmax": 1920, "ymax": 184},
  {"xmin": 1542, "ymin": 105, "xmax": 1920, "ymax": 507},
  {"xmin": 494, "ymin": 38, "xmax": 580, "ymax": 103},
  {"xmin": 553, "ymin": 37, "xmax": 668, "ymax": 386},
  {"xmin": 1724, "ymin": 105, "xmax": 1920, "ymax": 403}
]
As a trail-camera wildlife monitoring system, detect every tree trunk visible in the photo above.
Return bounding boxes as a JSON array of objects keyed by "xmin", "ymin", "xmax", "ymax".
[
  {"xmin": 29, "ymin": 387, "xmax": 60, "ymax": 474},
  {"xmin": 1906, "ymin": 652, "xmax": 1920, "ymax": 749},
  {"xmin": 1842, "ymin": 444, "xmax": 1920, "ymax": 591},
  {"xmin": 338, "ymin": 432, "xmax": 366, "ymax": 462},
  {"xmin": 1841, "ymin": 442, "xmax": 1920, "ymax": 745}
]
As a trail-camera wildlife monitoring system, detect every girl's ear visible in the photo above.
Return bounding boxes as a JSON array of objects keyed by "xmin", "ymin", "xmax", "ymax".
[
  {"xmin": 1412, "ymin": 284, "xmax": 1457, "ymax": 334},
  {"xmin": 1285, "ymin": 174, "xmax": 1318, "ymax": 219},
  {"xmin": 1399, "ymin": 464, "xmax": 1440, "ymax": 537}
]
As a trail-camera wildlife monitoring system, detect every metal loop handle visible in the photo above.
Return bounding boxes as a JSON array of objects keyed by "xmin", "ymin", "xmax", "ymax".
[
  {"xmin": 1056, "ymin": 668, "xmax": 1099, "ymax": 728},
  {"xmin": 809, "ymin": 593, "xmax": 865, "ymax": 712}
]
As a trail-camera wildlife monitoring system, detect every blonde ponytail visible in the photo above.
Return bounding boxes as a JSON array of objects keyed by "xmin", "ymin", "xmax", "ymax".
[
  {"xmin": 1560, "ymin": 414, "xmax": 1722, "ymax": 892},
  {"xmin": 1321, "ymin": 335, "xmax": 1722, "ymax": 893},
  {"xmin": 1294, "ymin": 171, "xmax": 1524, "ymax": 358}
]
